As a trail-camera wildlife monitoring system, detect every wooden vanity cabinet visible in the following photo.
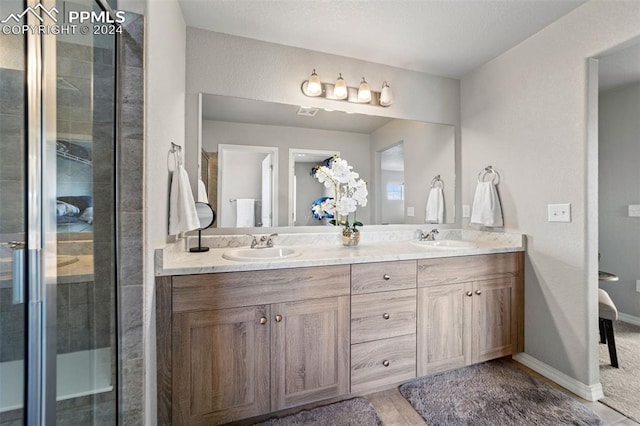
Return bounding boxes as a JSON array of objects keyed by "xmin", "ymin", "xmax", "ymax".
[
  {"xmin": 416, "ymin": 253, "xmax": 524, "ymax": 376},
  {"xmin": 157, "ymin": 265, "xmax": 351, "ymax": 426},
  {"xmin": 350, "ymin": 260, "xmax": 417, "ymax": 393}
]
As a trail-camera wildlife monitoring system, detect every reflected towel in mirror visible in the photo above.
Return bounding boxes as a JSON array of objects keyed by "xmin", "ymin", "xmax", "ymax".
[
  {"xmin": 425, "ymin": 187, "xmax": 444, "ymax": 224},
  {"xmin": 236, "ymin": 198, "xmax": 255, "ymax": 228}
]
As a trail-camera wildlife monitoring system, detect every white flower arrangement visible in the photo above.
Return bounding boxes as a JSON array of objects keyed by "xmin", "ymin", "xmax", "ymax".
[{"xmin": 311, "ymin": 156, "xmax": 368, "ymax": 229}]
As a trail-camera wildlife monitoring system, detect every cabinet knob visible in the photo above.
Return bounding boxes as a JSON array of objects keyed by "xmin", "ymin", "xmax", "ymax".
[
  {"xmin": 382, "ymin": 313, "xmax": 390, "ymax": 320},
  {"xmin": 259, "ymin": 317, "xmax": 268, "ymax": 325},
  {"xmin": 382, "ymin": 360, "xmax": 390, "ymax": 367},
  {"xmin": 475, "ymin": 290, "xmax": 482, "ymax": 295},
  {"xmin": 383, "ymin": 274, "xmax": 391, "ymax": 280},
  {"xmin": 466, "ymin": 291, "xmax": 473, "ymax": 297},
  {"xmin": 275, "ymin": 314, "xmax": 283, "ymax": 323}
]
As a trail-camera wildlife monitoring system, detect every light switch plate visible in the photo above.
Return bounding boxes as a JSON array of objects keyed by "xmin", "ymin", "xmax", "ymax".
[
  {"xmin": 629, "ymin": 204, "xmax": 640, "ymax": 217},
  {"xmin": 636, "ymin": 280, "xmax": 640, "ymax": 293},
  {"xmin": 407, "ymin": 206, "xmax": 415, "ymax": 217},
  {"xmin": 463, "ymin": 205, "xmax": 471, "ymax": 218},
  {"xmin": 548, "ymin": 204, "xmax": 571, "ymax": 222}
]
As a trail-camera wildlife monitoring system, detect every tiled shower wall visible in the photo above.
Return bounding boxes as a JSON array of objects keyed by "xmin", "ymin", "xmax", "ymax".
[{"xmin": 117, "ymin": 12, "xmax": 145, "ymax": 426}]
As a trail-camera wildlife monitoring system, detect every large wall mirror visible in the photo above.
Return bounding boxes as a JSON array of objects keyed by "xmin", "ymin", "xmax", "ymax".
[{"xmin": 199, "ymin": 94, "xmax": 456, "ymax": 228}]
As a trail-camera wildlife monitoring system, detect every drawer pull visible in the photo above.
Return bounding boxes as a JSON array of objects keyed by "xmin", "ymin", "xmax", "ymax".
[
  {"xmin": 466, "ymin": 291, "xmax": 473, "ymax": 297},
  {"xmin": 382, "ymin": 313, "xmax": 390, "ymax": 320},
  {"xmin": 475, "ymin": 290, "xmax": 482, "ymax": 295},
  {"xmin": 383, "ymin": 274, "xmax": 391, "ymax": 280},
  {"xmin": 382, "ymin": 360, "xmax": 390, "ymax": 367},
  {"xmin": 259, "ymin": 317, "xmax": 268, "ymax": 325},
  {"xmin": 275, "ymin": 315, "xmax": 283, "ymax": 322}
]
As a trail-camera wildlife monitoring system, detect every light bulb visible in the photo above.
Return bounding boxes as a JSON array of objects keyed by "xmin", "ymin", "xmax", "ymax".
[
  {"xmin": 307, "ymin": 69, "xmax": 322, "ymax": 96},
  {"xmin": 358, "ymin": 77, "xmax": 371, "ymax": 103},
  {"xmin": 334, "ymin": 73, "xmax": 348, "ymax": 100},
  {"xmin": 380, "ymin": 81, "xmax": 394, "ymax": 106}
]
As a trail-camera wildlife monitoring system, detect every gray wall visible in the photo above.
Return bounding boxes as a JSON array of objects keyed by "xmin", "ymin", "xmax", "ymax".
[
  {"xmin": 185, "ymin": 28, "xmax": 461, "ymax": 212},
  {"xmin": 599, "ymin": 82, "xmax": 640, "ymax": 319},
  {"xmin": 461, "ymin": 1, "xmax": 640, "ymax": 388}
]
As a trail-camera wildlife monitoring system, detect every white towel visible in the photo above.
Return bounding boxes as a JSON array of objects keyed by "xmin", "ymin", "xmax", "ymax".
[
  {"xmin": 236, "ymin": 198, "xmax": 255, "ymax": 228},
  {"xmin": 197, "ymin": 179, "xmax": 209, "ymax": 203},
  {"xmin": 169, "ymin": 165, "xmax": 200, "ymax": 235},
  {"xmin": 425, "ymin": 187, "xmax": 444, "ymax": 224},
  {"xmin": 470, "ymin": 181, "xmax": 503, "ymax": 227}
]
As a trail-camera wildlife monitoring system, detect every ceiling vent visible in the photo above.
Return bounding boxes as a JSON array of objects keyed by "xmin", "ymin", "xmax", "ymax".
[{"xmin": 297, "ymin": 106, "xmax": 320, "ymax": 117}]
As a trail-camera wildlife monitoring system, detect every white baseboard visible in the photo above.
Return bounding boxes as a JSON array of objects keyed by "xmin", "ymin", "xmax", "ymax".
[
  {"xmin": 513, "ymin": 353, "xmax": 604, "ymax": 401},
  {"xmin": 618, "ymin": 312, "xmax": 640, "ymax": 327}
]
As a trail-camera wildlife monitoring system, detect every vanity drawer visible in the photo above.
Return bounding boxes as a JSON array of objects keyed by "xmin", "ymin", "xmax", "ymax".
[
  {"xmin": 418, "ymin": 253, "xmax": 521, "ymax": 287},
  {"xmin": 351, "ymin": 334, "xmax": 416, "ymax": 393},
  {"xmin": 351, "ymin": 260, "xmax": 416, "ymax": 294},
  {"xmin": 351, "ymin": 289, "xmax": 416, "ymax": 344},
  {"xmin": 171, "ymin": 265, "xmax": 350, "ymax": 312}
]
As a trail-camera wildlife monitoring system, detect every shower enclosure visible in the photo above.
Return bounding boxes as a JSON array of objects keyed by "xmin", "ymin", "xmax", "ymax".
[{"xmin": 0, "ymin": 0, "xmax": 118, "ymax": 424}]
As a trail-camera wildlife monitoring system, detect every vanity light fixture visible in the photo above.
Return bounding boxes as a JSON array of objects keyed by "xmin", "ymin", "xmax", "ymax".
[
  {"xmin": 357, "ymin": 77, "xmax": 371, "ymax": 103},
  {"xmin": 301, "ymin": 71, "xmax": 393, "ymax": 108},
  {"xmin": 307, "ymin": 69, "xmax": 322, "ymax": 96},
  {"xmin": 334, "ymin": 73, "xmax": 348, "ymax": 100},
  {"xmin": 380, "ymin": 81, "xmax": 394, "ymax": 106}
]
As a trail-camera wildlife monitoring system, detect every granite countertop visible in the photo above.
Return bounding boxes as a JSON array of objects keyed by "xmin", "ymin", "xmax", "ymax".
[{"xmin": 156, "ymin": 229, "xmax": 525, "ymax": 277}]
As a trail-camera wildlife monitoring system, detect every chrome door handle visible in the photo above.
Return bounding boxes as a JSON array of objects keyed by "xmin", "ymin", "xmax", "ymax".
[{"xmin": 8, "ymin": 241, "xmax": 25, "ymax": 304}]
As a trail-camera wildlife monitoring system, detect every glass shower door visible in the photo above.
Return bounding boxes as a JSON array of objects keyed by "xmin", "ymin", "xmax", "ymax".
[
  {"xmin": 0, "ymin": 0, "xmax": 27, "ymax": 422},
  {"xmin": 0, "ymin": 0, "xmax": 118, "ymax": 424}
]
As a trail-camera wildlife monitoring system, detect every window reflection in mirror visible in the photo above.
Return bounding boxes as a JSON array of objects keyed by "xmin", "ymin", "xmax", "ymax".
[{"xmin": 379, "ymin": 143, "xmax": 405, "ymax": 224}]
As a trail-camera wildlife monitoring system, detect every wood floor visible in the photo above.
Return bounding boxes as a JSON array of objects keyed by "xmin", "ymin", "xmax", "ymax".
[{"xmin": 364, "ymin": 359, "xmax": 639, "ymax": 426}]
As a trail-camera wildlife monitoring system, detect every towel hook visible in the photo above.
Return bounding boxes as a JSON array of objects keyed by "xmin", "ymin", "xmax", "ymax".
[
  {"xmin": 167, "ymin": 142, "xmax": 183, "ymax": 171},
  {"xmin": 477, "ymin": 166, "xmax": 500, "ymax": 184},
  {"xmin": 430, "ymin": 175, "xmax": 444, "ymax": 189}
]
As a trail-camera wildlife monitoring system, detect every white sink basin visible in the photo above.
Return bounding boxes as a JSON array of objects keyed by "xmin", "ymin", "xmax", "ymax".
[
  {"xmin": 410, "ymin": 240, "xmax": 479, "ymax": 250},
  {"xmin": 223, "ymin": 247, "xmax": 301, "ymax": 262}
]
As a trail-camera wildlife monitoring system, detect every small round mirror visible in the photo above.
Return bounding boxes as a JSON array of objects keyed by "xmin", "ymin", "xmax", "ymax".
[
  {"xmin": 190, "ymin": 203, "xmax": 216, "ymax": 253},
  {"xmin": 195, "ymin": 202, "xmax": 215, "ymax": 229}
]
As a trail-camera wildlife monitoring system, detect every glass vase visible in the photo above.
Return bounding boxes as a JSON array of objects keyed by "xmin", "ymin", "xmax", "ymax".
[{"xmin": 342, "ymin": 227, "xmax": 360, "ymax": 247}]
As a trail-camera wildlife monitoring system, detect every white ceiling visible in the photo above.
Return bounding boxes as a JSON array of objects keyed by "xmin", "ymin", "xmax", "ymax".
[
  {"xmin": 202, "ymin": 94, "xmax": 392, "ymax": 134},
  {"xmin": 179, "ymin": 0, "xmax": 586, "ymax": 78}
]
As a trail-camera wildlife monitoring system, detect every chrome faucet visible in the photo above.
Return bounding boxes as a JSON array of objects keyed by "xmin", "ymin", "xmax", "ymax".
[
  {"xmin": 417, "ymin": 229, "xmax": 439, "ymax": 241},
  {"xmin": 249, "ymin": 233, "xmax": 278, "ymax": 249}
]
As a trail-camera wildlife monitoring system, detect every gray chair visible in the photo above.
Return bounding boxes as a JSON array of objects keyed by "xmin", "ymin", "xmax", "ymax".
[{"xmin": 598, "ymin": 288, "xmax": 619, "ymax": 368}]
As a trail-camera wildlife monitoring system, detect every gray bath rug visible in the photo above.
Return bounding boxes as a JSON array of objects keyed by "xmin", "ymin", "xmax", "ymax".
[
  {"xmin": 599, "ymin": 320, "xmax": 640, "ymax": 423},
  {"xmin": 254, "ymin": 398, "xmax": 383, "ymax": 426},
  {"xmin": 399, "ymin": 360, "xmax": 602, "ymax": 426}
]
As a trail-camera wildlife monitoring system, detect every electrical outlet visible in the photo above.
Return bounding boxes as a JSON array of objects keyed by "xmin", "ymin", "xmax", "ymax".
[
  {"xmin": 407, "ymin": 207, "xmax": 415, "ymax": 217},
  {"xmin": 548, "ymin": 204, "xmax": 571, "ymax": 222},
  {"xmin": 463, "ymin": 205, "xmax": 471, "ymax": 218},
  {"xmin": 629, "ymin": 205, "xmax": 640, "ymax": 217}
]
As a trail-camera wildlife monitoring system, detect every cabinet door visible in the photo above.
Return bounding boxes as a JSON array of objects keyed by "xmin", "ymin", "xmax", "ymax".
[
  {"xmin": 417, "ymin": 283, "xmax": 472, "ymax": 376},
  {"xmin": 271, "ymin": 296, "xmax": 350, "ymax": 410},
  {"xmin": 173, "ymin": 305, "xmax": 270, "ymax": 425},
  {"xmin": 473, "ymin": 277, "xmax": 516, "ymax": 363}
]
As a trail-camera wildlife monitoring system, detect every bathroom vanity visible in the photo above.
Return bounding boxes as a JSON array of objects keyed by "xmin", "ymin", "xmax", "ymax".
[{"xmin": 155, "ymin": 231, "xmax": 524, "ymax": 425}]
